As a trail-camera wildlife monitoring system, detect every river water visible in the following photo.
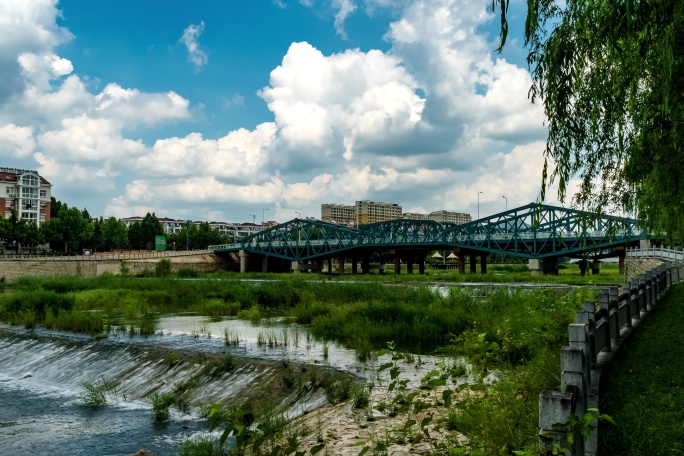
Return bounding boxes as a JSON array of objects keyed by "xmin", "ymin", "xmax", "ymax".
[{"xmin": 0, "ymin": 315, "xmax": 409, "ymax": 456}]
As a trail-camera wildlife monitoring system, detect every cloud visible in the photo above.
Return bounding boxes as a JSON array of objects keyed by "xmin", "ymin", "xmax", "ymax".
[
  {"xmin": 332, "ymin": 0, "xmax": 357, "ymax": 39},
  {"xmin": 0, "ymin": 124, "xmax": 35, "ymax": 157},
  {"xmin": 179, "ymin": 21, "xmax": 208, "ymax": 70}
]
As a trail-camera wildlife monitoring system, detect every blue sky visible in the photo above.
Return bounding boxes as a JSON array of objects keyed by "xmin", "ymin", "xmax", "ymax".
[{"xmin": 0, "ymin": 0, "xmax": 556, "ymax": 223}]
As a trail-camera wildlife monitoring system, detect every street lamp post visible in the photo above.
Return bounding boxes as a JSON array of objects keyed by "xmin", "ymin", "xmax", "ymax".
[
  {"xmin": 502, "ymin": 195, "xmax": 508, "ymax": 211},
  {"xmin": 477, "ymin": 191, "xmax": 483, "ymax": 219},
  {"xmin": 295, "ymin": 211, "xmax": 300, "ymax": 219},
  {"xmin": 250, "ymin": 214, "xmax": 256, "ymax": 224},
  {"xmin": 262, "ymin": 208, "xmax": 269, "ymax": 224}
]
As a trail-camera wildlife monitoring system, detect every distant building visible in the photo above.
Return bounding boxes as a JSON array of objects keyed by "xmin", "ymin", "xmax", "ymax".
[
  {"xmin": 402, "ymin": 212, "xmax": 429, "ymax": 220},
  {"xmin": 429, "ymin": 210, "xmax": 472, "ymax": 225},
  {"xmin": 355, "ymin": 200, "xmax": 402, "ymax": 225},
  {"xmin": 321, "ymin": 203, "xmax": 355, "ymax": 222},
  {"xmin": 0, "ymin": 167, "xmax": 52, "ymax": 225}
]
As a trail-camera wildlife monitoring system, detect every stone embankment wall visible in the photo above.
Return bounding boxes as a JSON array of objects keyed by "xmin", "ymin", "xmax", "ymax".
[{"xmin": 0, "ymin": 252, "xmax": 230, "ymax": 283}]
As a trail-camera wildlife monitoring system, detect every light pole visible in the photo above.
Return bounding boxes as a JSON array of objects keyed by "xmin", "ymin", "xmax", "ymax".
[
  {"xmin": 295, "ymin": 211, "xmax": 300, "ymax": 219},
  {"xmin": 477, "ymin": 191, "xmax": 483, "ymax": 219},
  {"xmin": 502, "ymin": 195, "xmax": 508, "ymax": 211},
  {"xmin": 262, "ymin": 208, "xmax": 269, "ymax": 224},
  {"xmin": 250, "ymin": 214, "xmax": 255, "ymax": 224}
]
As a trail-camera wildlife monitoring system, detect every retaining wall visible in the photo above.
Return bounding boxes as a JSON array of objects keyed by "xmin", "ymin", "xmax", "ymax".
[{"xmin": 0, "ymin": 251, "xmax": 229, "ymax": 282}]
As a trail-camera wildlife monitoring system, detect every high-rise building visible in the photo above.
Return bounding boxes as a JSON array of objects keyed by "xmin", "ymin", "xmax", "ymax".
[
  {"xmin": 321, "ymin": 203, "xmax": 355, "ymax": 222},
  {"xmin": 355, "ymin": 200, "xmax": 402, "ymax": 225},
  {"xmin": 429, "ymin": 210, "xmax": 472, "ymax": 225},
  {"xmin": 0, "ymin": 167, "xmax": 52, "ymax": 225}
]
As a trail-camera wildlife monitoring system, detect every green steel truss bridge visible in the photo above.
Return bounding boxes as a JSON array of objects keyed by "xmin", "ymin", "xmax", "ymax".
[{"xmin": 209, "ymin": 203, "xmax": 646, "ymax": 272}]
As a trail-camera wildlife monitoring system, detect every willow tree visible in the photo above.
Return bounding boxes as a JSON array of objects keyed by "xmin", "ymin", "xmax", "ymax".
[{"xmin": 494, "ymin": 0, "xmax": 684, "ymax": 241}]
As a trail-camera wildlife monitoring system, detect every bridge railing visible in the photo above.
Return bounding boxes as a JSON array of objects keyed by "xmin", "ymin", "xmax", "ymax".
[
  {"xmin": 627, "ymin": 246, "xmax": 684, "ymax": 261},
  {"xmin": 0, "ymin": 250, "xmax": 212, "ymax": 261},
  {"xmin": 539, "ymin": 260, "xmax": 682, "ymax": 454}
]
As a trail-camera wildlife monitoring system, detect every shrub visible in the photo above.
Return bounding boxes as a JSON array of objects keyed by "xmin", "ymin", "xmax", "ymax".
[
  {"xmin": 177, "ymin": 267, "xmax": 199, "ymax": 278},
  {"xmin": 155, "ymin": 258, "xmax": 173, "ymax": 277},
  {"xmin": 79, "ymin": 381, "xmax": 107, "ymax": 407}
]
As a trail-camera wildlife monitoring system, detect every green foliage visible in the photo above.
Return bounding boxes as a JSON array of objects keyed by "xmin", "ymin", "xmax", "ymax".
[
  {"xmin": 172, "ymin": 434, "xmax": 225, "ymax": 456},
  {"xmin": 151, "ymin": 391, "xmax": 176, "ymax": 421},
  {"xmin": 494, "ymin": 0, "xmax": 684, "ymax": 240},
  {"xmin": 155, "ymin": 258, "xmax": 173, "ymax": 277},
  {"xmin": 79, "ymin": 379, "xmax": 110, "ymax": 407},
  {"xmin": 178, "ymin": 267, "xmax": 199, "ymax": 278},
  {"xmin": 598, "ymin": 284, "xmax": 684, "ymax": 454}
]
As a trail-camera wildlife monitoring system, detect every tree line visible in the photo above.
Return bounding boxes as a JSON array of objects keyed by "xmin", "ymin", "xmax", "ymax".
[{"xmin": 0, "ymin": 198, "xmax": 232, "ymax": 254}]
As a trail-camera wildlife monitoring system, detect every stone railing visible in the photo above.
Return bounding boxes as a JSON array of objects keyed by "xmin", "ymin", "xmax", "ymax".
[
  {"xmin": 0, "ymin": 249, "xmax": 212, "ymax": 261},
  {"xmin": 539, "ymin": 260, "xmax": 682, "ymax": 455},
  {"xmin": 627, "ymin": 246, "xmax": 684, "ymax": 261}
]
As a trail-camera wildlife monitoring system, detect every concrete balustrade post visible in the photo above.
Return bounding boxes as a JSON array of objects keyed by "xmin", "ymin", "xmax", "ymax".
[
  {"xmin": 561, "ymin": 346, "xmax": 587, "ymax": 418},
  {"xmin": 539, "ymin": 391, "xmax": 576, "ymax": 456},
  {"xmin": 630, "ymin": 278, "xmax": 641, "ymax": 322},
  {"xmin": 568, "ymin": 324, "xmax": 591, "ymax": 388}
]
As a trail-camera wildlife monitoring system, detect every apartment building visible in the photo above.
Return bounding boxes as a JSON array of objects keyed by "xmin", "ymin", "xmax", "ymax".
[
  {"xmin": 321, "ymin": 203, "xmax": 355, "ymax": 222},
  {"xmin": 0, "ymin": 167, "xmax": 52, "ymax": 225},
  {"xmin": 402, "ymin": 212, "xmax": 429, "ymax": 220},
  {"xmin": 428, "ymin": 210, "xmax": 472, "ymax": 225},
  {"xmin": 355, "ymin": 200, "xmax": 403, "ymax": 225}
]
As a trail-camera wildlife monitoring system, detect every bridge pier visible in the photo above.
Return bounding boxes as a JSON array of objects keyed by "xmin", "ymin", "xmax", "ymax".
[
  {"xmin": 578, "ymin": 259, "xmax": 587, "ymax": 276},
  {"xmin": 469, "ymin": 254, "xmax": 477, "ymax": 273},
  {"xmin": 327, "ymin": 258, "xmax": 333, "ymax": 274},
  {"xmin": 362, "ymin": 257, "xmax": 370, "ymax": 274},
  {"xmin": 338, "ymin": 256, "xmax": 345, "ymax": 274},
  {"xmin": 291, "ymin": 261, "xmax": 300, "ymax": 273},
  {"xmin": 618, "ymin": 251, "xmax": 625, "ymax": 275},
  {"xmin": 379, "ymin": 261, "xmax": 386, "ymax": 274},
  {"xmin": 262, "ymin": 257, "xmax": 268, "ymax": 273},
  {"xmin": 419, "ymin": 257, "xmax": 425, "ymax": 274},
  {"xmin": 591, "ymin": 260, "xmax": 601, "ymax": 275},
  {"xmin": 458, "ymin": 254, "xmax": 465, "ymax": 274},
  {"xmin": 395, "ymin": 257, "xmax": 401, "ymax": 274},
  {"xmin": 407, "ymin": 257, "xmax": 414, "ymax": 274},
  {"xmin": 480, "ymin": 254, "xmax": 488, "ymax": 274},
  {"xmin": 529, "ymin": 258, "xmax": 559, "ymax": 276},
  {"xmin": 352, "ymin": 257, "xmax": 358, "ymax": 274}
]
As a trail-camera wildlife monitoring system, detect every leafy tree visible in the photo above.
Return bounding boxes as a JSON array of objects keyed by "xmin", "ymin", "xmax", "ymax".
[
  {"xmin": 494, "ymin": 0, "xmax": 684, "ymax": 240},
  {"xmin": 53, "ymin": 206, "xmax": 89, "ymax": 253},
  {"xmin": 50, "ymin": 197, "xmax": 65, "ymax": 219},
  {"xmin": 128, "ymin": 213, "xmax": 163, "ymax": 250},
  {"xmin": 102, "ymin": 217, "xmax": 128, "ymax": 250}
]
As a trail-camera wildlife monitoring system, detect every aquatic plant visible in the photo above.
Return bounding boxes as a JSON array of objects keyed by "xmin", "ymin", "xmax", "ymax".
[
  {"xmin": 79, "ymin": 381, "xmax": 107, "ymax": 407},
  {"xmin": 150, "ymin": 391, "xmax": 176, "ymax": 421}
]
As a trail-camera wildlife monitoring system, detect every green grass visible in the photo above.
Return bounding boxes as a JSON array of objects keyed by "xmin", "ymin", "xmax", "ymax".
[{"xmin": 597, "ymin": 283, "xmax": 684, "ymax": 455}]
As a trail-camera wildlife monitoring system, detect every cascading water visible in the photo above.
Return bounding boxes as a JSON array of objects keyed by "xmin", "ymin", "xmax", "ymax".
[{"xmin": 0, "ymin": 324, "xmax": 333, "ymax": 455}]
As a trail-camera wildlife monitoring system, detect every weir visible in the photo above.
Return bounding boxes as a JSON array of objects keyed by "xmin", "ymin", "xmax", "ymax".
[{"xmin": 0, "ymin": 327, "xmax": 334, "ymax": 455}]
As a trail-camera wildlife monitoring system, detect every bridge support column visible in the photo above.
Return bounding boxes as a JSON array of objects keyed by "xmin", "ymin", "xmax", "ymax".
[
  {"xmin": 578, "ymin": 259, "xmax": 587, "ymax": 276},
  {"xmin": 458, "ymin": 254, "xmax": 465, "ymax": 274},
  {"xmin": 407, "ymin": 257, "xmax": 414, "ymax": 274},
  {"xmin": 591, "ymin": 260, "xmax": 601, "ymax": 275},
  {"xmin": 327, "ymin": 258, "xmax": 333, "ymax": 274},
  {"xmin": 529, "ymin": 258, "xmax": 559, "ymax": 276},
  {"xmin": 262, "ymin": 257, "xmax": 268, "ymax": 273},
  {"xmin": 469, "ymin": 254, "xmax": 477, "ymax": 274},
  {"xmin": 239, "ymin": 250, "xmax": 247, "ymax": 273},
  {"xmin": 480, "ymin": 254, "xmax": 487, "ymax": 274},
  {"xmin": 291, "ymin": 261, "xmax": 300, "ymax": 273},
  {"xmin": 418, "ymin": 257, "xmax": 425, "ymax": 274},
  {"xmin": 338, "ymin": 257, "xmax": 345, "ymax": 274},
  {"xmin": 395, "ymin": 257, "xmax": 401, "ymax": 274},
  {"xmin": 362, "ymin": 258, "xmax": 370, "ymax": 274},
  {"xmin": 352, "ymin": 258, "xmax": 358, "ymax": 274},
  {"xmin": 379, "ymin": 261, "xmax": 386, "ymax": 274},
  {"xmin": 618, "ymin": 251, "xmax": 625, "ymax": 275}
]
